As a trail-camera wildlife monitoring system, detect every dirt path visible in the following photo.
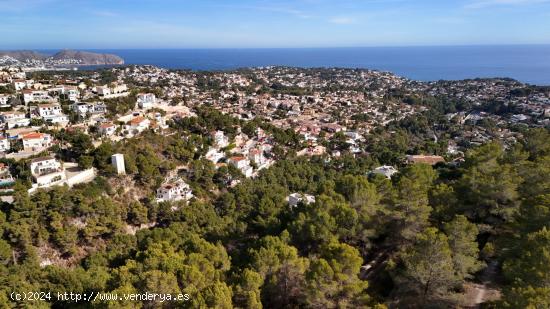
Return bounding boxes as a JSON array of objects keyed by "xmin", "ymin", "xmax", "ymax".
[
  {"xmin": 361, "ymin": 248, "xmax": 391, "ymax": 280},
  {"xmin": 466, "ymin": 260, "xmax": 500, "ymax": 308}
]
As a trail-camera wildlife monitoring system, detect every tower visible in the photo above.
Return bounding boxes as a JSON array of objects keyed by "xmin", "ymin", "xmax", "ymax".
[{"xmin": 111, "ymin": 153, "xmax": 125, "ymax": 175}]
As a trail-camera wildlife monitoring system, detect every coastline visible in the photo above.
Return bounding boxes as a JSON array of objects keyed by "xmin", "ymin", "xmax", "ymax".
[{"xmin": 76, "ymin": 45, "xmax": 550, "ymax": 85}]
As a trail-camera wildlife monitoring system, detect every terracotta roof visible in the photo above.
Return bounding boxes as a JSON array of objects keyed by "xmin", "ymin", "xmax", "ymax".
[
  {"xmin": 129, "ymin": 116, "xmax": 146, "ymax": 125},
  {"xmin": 230, "ymin": 156, "xmax": 246, "ymax": 162},
  {"xmin": 100, "ymin": 123, "xmax": 116, "ymax": 129},
  {"xmin": 22, "ymin": 132, "xmax": 44, "ymax": 140},
  {"xmin": 1, "ymin": 111, "xmax": 25, "ymax": 115},
  {"xmin": 406, "ymin": 155, "xmax": 445, "ymax": 165}
]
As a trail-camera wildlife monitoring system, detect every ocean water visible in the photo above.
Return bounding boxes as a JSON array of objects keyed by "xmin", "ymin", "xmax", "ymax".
[{"xmin": 75, "ymin": 45, "xmax": 549, "ymax": 85}]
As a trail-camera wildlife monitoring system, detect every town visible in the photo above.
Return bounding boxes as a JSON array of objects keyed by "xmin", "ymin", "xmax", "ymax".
[{"xmin": 0, "ymin": 65, "xmax": 548, "ymax": 202}]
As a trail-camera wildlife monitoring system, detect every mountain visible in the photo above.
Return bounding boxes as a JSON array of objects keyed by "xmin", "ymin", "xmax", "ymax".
[
  {"xmin": 0, "ymin": 50, "xmax": 48, "ymax": 61},
  {"xmin": 0, "ymin": 49, "xmax": 124, "ymax": 65},
  {"xmin": 51, "ymin": 49, "xmax": 124, "ymax": 65}
]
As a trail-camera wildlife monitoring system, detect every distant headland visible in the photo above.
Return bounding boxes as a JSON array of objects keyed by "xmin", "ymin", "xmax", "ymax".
[{"xmin": 0, "ymin": 49, "xmax": 124, "ymax": 66}]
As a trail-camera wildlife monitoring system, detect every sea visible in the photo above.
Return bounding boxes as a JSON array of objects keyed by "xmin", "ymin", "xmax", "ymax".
[{"xmin": 64, "ymin": 45, "xmax": 550, "ymax": 85}]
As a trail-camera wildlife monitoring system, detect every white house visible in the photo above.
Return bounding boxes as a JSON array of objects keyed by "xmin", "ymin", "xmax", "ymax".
[
  {"xmin": 23, "ymin": 90, "xmax": 52, "ymax": 104},
  {"xmin": 0, "ymin": 137, "xmax": 10, "ymax": 152},
  {"xmin": 71, "ymin": 102, "xmax": 107, "ymax": 118},
  {"xmin": 96, "ymin": 86, "xmax": 111, "ymax": 97},
  {"xmin": 37, "ymin": 103, "xmax": 62, "ymax": 117},
  {"xmin": 152, "ymin": 113, "xmax": 169, "ymax": 130},
  {"xmin": 112, "ymin": 83, "xmax": 128, "ymax": 94},
  {"xmin": 212, "ymin": 130, "xmax": 229, "ymax": 149},
  {"xmin": 205, "ymin": 147, "xmax": 225, "ymax": 164},
  {"xmin": 28, "ymin": 157, "xmax": 95, "ymax": 193},
  {"xmin": 0, "ymin": 94, "xmax": 11, "ymax": 107},
  {"xmin": 136, "ymin": 93, "xmax": 156, "ymax": 110},
  {"xmin": 12, "ymin": 79, "xmax": 26, "ymax": 91},
  {"xmin": 36, "ymin": 104, "xmax": 69, "ymax": 125},
  {"xmin": 30, "ymin": 156, "xmax": 66, "ymax": 188},
  {"xmin": 65, "ymin": 87, "xmax": 79, "ymax": 102},
  {"xmin": 96, "ymin": 83, "xmax": 129, "ymax": 98},
  {"xmin": 0, "ymin": 111, "xmax": 30, "ymax": 129},
  {"xmin": 248, "ymin": 149, "xmax": 266, "ymax": 166},
  {"xmin": 124, "ymin": 116, "xmax": 150, "ymax": 135},
  {"xmin": 156, "ymin": 178, "xmax": 193, "ymax": 203},
  {"xmin": 228, "ymin": 156, "xmax": 249, "ymax": 169},
  {"xmin": 99, "ymin": 122, "xmax": 117, "ymax": 137},
  {"xmin": 370, "ymin": 165, "xmax": 398, "ymax": 179},
  {"xmin": 36, "ymin": 103, "xmax": 69, "ymax": 124},
  {"xmin": 92, "ymin": 103, "xmax": 107, "ymax": 114},
  {"xmin": 228, "ymin": 156, "xmax": 253, "ymax": 178},
  {"xmin": 345, "ymin": 131, "xmax": 363, "ymax": 140},
  {"xmin": 71, "ymin": 102, "xmax": 90, "ymax": 116},
  {"xmin": 21, "ymin": 132, "xmax": 52, "ymax": 151},
  {"xmin": 287, "ymin": 193, "xmax": 316, "ymax": 208}
]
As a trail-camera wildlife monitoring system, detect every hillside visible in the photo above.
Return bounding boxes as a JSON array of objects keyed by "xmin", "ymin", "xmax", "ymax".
[{"xmin": 0, "ymin": 50, "xmax": 47, "ymax": 61}]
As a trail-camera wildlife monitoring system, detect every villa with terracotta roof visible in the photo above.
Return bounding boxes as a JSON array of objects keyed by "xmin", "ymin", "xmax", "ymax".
[
  {"xmin": 99, "ymin": 122, "xmax": 117, "ymax": 136},
  {"xmin": 124, "ymin": 116, "xmax": 150, "ymax": 136},
  {"xmin": 228, "ymin": 156, "xmax": 253, "ymax": 178},
  {"xmin": 21, "ymin": 132, "xmax": 52, "ymax": 151}
]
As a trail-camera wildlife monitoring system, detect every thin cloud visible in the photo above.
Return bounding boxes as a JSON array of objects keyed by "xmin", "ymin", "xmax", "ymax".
[
  {"xmin": 465, "ymin": 0, "xmax": 550, "ymax": 9},
  {"xmin": 92, "ymin": 10, "xmax": 119, "ymax": 17},
  {"xmin": 329, "ymin": 16, "xmax": 356, "ymax": 24},
  {"xmin": 215, "ymin": 4, "xmax": 312, "ymax": 19},
  {"xmin": 260, "ymin": 7, "xmax": 312, "ymax": 19}
]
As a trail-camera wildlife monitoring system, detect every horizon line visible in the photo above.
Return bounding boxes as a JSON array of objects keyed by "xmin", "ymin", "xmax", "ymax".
[{"xmin": 2, "ymin": 43, "xmax": 550, "ymax": 51}]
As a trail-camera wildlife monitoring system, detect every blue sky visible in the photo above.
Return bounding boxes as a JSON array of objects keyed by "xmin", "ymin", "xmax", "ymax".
[{"xmin": 1, "ymin": 0, "xmax": 549, "ymax": 49}]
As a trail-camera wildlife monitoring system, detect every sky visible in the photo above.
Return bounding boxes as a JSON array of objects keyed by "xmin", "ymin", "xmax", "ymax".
[{"xmin": 1, "ymin": 0, "xmax": 549, "ymax": 49}]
